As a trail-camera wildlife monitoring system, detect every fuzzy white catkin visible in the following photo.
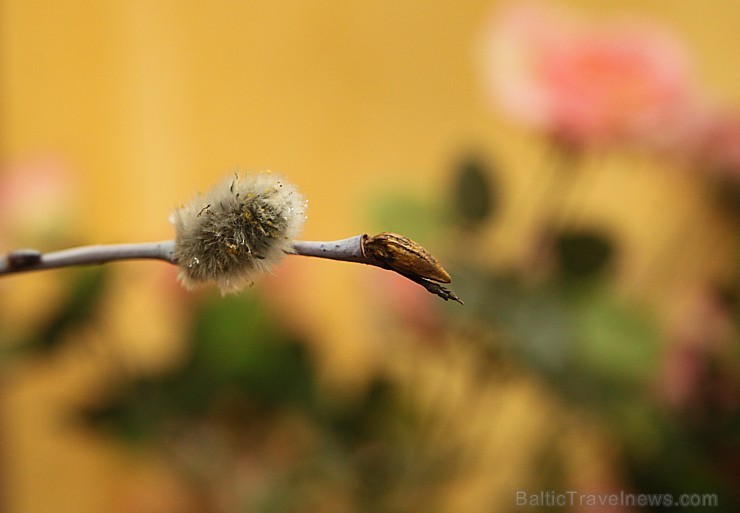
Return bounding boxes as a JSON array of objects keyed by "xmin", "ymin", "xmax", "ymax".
[{"xmin": 169, "ymin": 171, "xmax": 307, "ymax": 293}]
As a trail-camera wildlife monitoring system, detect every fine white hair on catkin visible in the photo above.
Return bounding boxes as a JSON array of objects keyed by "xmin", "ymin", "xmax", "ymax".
[{"xmin": 169, "ymin": 171, "xmax": 307, "ymax": 294}]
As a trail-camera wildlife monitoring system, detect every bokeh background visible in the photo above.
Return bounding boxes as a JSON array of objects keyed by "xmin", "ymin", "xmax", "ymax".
[{"xmin": 1, "ymin": 1, "xmax": 739, "ymax": 512}]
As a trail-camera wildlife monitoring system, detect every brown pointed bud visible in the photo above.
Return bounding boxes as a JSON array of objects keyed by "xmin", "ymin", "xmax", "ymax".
[{"xmin": 361, "ymin": 232, "xmax": 452, "ymax": 283}]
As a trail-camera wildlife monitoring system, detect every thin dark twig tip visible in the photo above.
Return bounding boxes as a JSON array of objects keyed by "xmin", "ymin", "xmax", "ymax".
[{"xmin": 397, "ymin": 271, "xmax": 464, "ymax": 305}]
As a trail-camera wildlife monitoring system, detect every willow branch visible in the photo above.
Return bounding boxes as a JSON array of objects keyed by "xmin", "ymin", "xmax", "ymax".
[
  {"xmin": 288, "ymin": 236, "xmax": 462, "ymax": 303},
  {"xmin": 0, "ymin": 235, "xmax": 462, "ymax": 303},
  {"xmin": 0, "ymin": 241, "xmax": 177, "ymax": 275},
  {"xmin": 288, "ymin": 236, "xmax": 366, "ymax": 263}
]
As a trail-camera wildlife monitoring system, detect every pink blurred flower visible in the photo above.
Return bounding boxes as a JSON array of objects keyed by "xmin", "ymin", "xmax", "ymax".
[
  {"xmin": 695, "ymin": 111, "xmax": 740, "ymax": 182},
  {"xmin": 0, "ymin": 156, "xmax": 76, "ymax": 246},
  {"xmin": 658, "ymin": 285, "xmax": 736, "ymax": 412},
  {"xmin": 479, "ymin": 3, "xmax": 707, "ymax": 149},
  {"xmin": 373, "ymin": 270, "xmax": 443, "ymax": 339}
]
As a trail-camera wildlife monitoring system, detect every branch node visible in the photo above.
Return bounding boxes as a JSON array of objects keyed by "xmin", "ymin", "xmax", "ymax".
[{"xmin": 7, "ymin": 249, "xmax": 42, "ymax": 269}]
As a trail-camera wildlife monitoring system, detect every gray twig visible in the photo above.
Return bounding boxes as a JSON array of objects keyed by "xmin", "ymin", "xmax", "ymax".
[
  {"xmin": 288, "ymin": 236, "xmax": 463, "ymax": 304},
  {"xmin": 0, "ymin": 235, "xmax": 462, "ymax": 303},
  {"xmin": 0, "ymin": 241, "xmax": 177, "ymax": 274}
]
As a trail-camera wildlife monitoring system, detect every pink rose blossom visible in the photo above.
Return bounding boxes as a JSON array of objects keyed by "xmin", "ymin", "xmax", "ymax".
[
  {"xmin": 695, "ymin": 111, "xmax": 740, "ymax": 182},
  {"xmin": 479, "ymin": 3, "xmax": 706, "ymax": 149}
]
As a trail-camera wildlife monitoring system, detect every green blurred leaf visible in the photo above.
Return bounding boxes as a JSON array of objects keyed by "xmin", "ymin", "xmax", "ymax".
[
  {"xmin": 79, "ymin": 376, "xmax": 178, "ymax": 442},
  {"xmin": 193, "ymin": 292, "xmax": 282, "ymax": 378},
  {"xmin": 79, "ymin": 291, "xmax": 319, "ymax": 441},
  {"xmin": 27, "ymin": 267, "xmax": 108, "ymax": 352},
  {"xmin": 626, "ymin": 413, "xmax": 740, "ymax": 513},
  {"xmin": 570, "ymin": 289, "xmax": 659, "ymax": 387},
  {"xmin": 191, "ymin": 293, "xmax": 315, "ymax": 407},
  {"xmin": 367, "ymin": 190, "xmax": 441, "ymax": 242},
  {"xmin": 450, "ymin": 155, "xmax": 496, "ymax": 228},
  {"xmin": 453, "ymin": 267, "xmax": 573, "ymax": 375},
  {"xmin": 555, "ymin": 229, "xmax": 614, "ymax": 280}
]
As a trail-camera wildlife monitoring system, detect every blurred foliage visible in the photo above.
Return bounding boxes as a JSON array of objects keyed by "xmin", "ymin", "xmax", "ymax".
[
  {"xmin": 450, "ymin": 155, "xmax": 497, "ymax": 229},
  {"xmin": 367, "ymin": 189, "xmax": 443, "ymax": 243},
  {"xmin": 442, "ymin": 152, "xmax": 739, "ymax": 512},
  {"xmin": 32, "ymin": 268, "xmax": 109, "ymax": 352},
  {"xmin": 80, "ymin": 294, "xmax": 316, "ymax": 441},
  {"xmin": 0, "ymin": 267, "xmax": 109, "ymax": 361},
  {"xmin": 554, "ymin": 229, "xmax": 615, "ymax": 281},
  {"xmin": 357, "ymin": 150, "xmax": 740, "ymax": 510},
  {"xmin": 76, "ymin": 292, "xmax": 457, "ymax": 512}
]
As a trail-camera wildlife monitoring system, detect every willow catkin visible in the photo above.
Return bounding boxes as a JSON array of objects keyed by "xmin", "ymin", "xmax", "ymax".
[{"xmin": 169, "ymin": 171, "xmax": 307, "ymax": 293}]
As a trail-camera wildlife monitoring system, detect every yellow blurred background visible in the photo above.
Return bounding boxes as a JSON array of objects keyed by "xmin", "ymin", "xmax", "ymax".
[{"xmin": 1, "ymin": 1, "xmax": 739, "ymax": 512}]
